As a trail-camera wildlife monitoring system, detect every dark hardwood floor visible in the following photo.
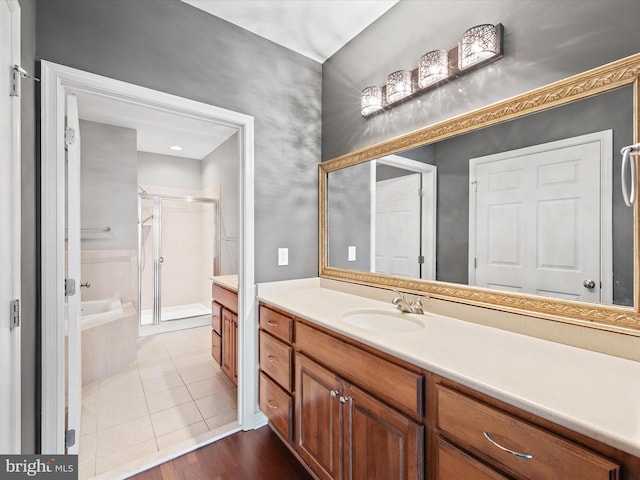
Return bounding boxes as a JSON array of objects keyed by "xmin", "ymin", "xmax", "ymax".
[{"xmin": 128, "ymin": 426, "xmax": 313, "ymax": 480}]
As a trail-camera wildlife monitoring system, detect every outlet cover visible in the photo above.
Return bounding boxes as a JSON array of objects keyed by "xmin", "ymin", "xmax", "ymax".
[
  {"xmin": 278, "ymin": 248, "xmax": 289, "ymax": 266},
  {"xmin": 348, "ymin": 245, "xmax": 356, "ymax": 261}
]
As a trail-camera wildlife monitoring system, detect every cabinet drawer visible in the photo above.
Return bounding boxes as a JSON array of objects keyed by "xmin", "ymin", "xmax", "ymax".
[
  {"xmin": 436, "ymin": 385, "xmax": 620, "ymax": 480},
  {"xmin": 213, "ymin": 284, "xmax": 238, "ymax": 313},
  {"xmin": 437, "ymin": 437, "xmax": 509, "ymax": 480},
  {"xmin": 260, "ymin": 372, "xmax": 293, "ymax": 442},
  {"xmin": 211, "ymin": 331, "xmax": 221, "ymax": 365},
  {"xmin": 296, "ymin": 321, "xmax": 423, "ymax": 419},
  {"xmin": 259, "ymin": 305, "xmax": 293, "ymax": 344},
  {"xmin": 260, "ymin": 331, "xmax": 293, "ymax": 392}
]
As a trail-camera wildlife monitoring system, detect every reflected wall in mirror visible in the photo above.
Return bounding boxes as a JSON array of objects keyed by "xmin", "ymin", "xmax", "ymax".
[{"xmin": 321, "ymin": 54, "xmax": 640, "ymax": 334}]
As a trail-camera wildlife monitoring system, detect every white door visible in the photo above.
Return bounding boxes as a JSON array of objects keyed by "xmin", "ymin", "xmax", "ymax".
[
  {"xmin": 375, "ymin": 174, "xmax": 422, "ymax": 278},
  {"xmin": 0, "ymin": 0, "xmax": 21, "ymax": 454},
  {"xmin": 470, "ymin": 131, "xmax": 612, "ymax": 303},
  {"xmin": 65, "ymin": 93, "xmax": 82, "ymax": 453}
]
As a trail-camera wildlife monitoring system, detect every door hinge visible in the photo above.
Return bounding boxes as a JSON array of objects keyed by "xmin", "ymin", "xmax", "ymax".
[
  {"xmin": 10, "ymin": 299, "xmax": 19, "ymax": 329},
  {"xmin": 474, "ymin": 258, "xmax": 477, "ymax": 269},
  {"xmin": 471, "ymin": 180, "xmax": 478, "ymax": 192},
  {"xmin": 65, "ymin": 429, "xmax": 76, "ymax": 449},
  {"xmin": 418, "ymin": 255, "xmax": 425, "ymax": 264},
  {"xmin": 65, "ymin": 127, "xmax": 76, "ymax": 146},
  {"xmin": 10, "ymin": 65, "xmax": 40, "ymax": 97},
  {"xmin": 65, "ymin": 278, "xmax": 76, "ymax": 297},
  {"xmin": 418, "ymin": 188, "xmax": 425, "ymax": 197}
]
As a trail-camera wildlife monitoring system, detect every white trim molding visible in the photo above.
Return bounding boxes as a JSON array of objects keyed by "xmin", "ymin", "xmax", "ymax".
[{"xmin": 40, "ymin": 61, "xmax": 258, "ymax": 453}]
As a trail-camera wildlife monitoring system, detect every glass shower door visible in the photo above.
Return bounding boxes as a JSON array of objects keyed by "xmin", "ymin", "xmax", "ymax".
[{"xmin": 139, "ymin": 194, "xmax": 218, "ymax": 327}]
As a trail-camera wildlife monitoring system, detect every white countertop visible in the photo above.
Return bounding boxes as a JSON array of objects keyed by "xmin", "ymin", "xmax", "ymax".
[
  {"xmin": 257, "ymin": 278, "xmax": 640, "ymax": 458},
  {"xmin": 211, "ymin": 274, "xmax": 238, "ymax": 292}
]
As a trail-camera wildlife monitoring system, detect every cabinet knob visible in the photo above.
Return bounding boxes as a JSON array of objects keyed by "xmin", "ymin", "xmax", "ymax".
[
  {"xmin": 267, "ymin": 355, "xmax": 279, "ymax": 363},
  {"xmin": 267, "ymin": 321, "xmax": 279, "ymax": 327},
  {"xmin": 339, "ymin": 396, "xmax": 352, "ymax": 404},
  {"xmin": 483, "ymin": 431, "xmax": 533, "ymax": 459},
  {"xmin": 330, "ymin": 390, "xmax": 340, "ymax": 398},
  {"xmin": 266, "ymin": 400, "xmax": 278, "ymax": 410}
]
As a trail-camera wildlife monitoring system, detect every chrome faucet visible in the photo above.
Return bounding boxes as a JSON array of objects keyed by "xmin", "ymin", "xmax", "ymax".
[{"xmin": 392, "ymin": 290, "xmax": 426, "ymax": 314}]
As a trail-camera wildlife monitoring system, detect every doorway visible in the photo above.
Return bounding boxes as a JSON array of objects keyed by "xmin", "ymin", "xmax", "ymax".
[{"xmin": 40, "ymin": 61, "xmax": 262, "ymax": 471}]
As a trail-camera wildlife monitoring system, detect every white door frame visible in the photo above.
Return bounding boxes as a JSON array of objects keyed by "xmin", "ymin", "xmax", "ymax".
[
  {"xmin": 40, "ymin": 61, "xmax": 263, "ymax": 454},
  {"xmin": 3, "ymin": 0, "xmax": 21, "ymax": 453},
  {"xmin": 468, "ymin": 130, "xmax": 613, "ymax": 303},
  {"xmin": 372, "ymin": 155, "xmax": 437, "ymax": 279}
]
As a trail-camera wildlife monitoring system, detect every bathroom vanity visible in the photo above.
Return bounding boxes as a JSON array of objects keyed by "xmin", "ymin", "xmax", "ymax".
[
  {"xmin": 257, "ymin": 278, "xmax": 640, "ymax": 480},
  {"xmin": 211, "ymin": 275, "xmax": 238, "ymax": 385}
]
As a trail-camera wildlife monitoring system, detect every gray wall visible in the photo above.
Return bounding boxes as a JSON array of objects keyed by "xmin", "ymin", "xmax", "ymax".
[
  {"xmin": 79, "ymin": 120, "xmax": 138, "ymax": 251},
  {"xmin": 322, "ymin": 0, "xmax": 640, "ymax": 160},
  {"xmin": 327, "ymin": 163, "xmax": 372, "ymax": 270},
  {"xmin": 37, "ymin": 0, "xmax": 321, "ymax": 283},
  {"xmin": 202, "ymin": 133, "xmax": 240, "ymax": 276},
  {"xmin": 19, "ymin": 0, "xmax": 36, "ymax": 454},
  {"xmin": 138, "ymin": 151, "xmax": 202, "ymax": 191}
]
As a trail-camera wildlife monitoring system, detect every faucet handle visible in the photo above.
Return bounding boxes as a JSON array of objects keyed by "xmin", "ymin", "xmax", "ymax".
[
  {"xmin": 409, "ymin": 297, "xmax": 424, "ymax": 314},
  {"xmin": 392, "ymin": 290, "xmax": 405, "ymax": 305}
]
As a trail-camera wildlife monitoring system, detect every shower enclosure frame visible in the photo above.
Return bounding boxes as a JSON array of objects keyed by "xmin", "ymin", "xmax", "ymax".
[{"xmin": 138, "ymin": 192, "xmax": 220, "ymax": 327}]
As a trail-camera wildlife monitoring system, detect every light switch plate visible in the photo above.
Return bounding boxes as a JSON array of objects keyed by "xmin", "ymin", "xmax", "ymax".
[
  {"xmin": 348, "ymin": 245, "xmax": 356, "ymax": 262},
  {"xmin": 278, "ymin": 248, "xmax": 289, "ymax": 266}
]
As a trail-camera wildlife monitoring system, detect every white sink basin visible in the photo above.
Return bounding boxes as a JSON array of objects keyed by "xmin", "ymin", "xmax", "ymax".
[{"xmin": 340, "ymin": 308, "xmax": 425, "ymax": 333}]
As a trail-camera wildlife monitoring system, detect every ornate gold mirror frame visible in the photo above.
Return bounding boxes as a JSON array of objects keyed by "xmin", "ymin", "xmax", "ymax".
[{"xmin": 320, "ymin": 53, "xmax": 640, "ymax": 335}]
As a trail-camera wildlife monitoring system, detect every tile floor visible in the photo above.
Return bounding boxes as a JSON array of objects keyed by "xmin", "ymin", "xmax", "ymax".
[{"xmin": 78, "ymin": 326, "xmax": 237, "ymax": 479}]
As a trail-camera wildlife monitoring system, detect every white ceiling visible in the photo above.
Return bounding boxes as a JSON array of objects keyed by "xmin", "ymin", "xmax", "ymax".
[
  {"xmin": 74, "ymin": 91, "xmax": 237, "ymax": 160},
  {"xmin": 181, "ymin": 0, "xmax": 399, "ymax": 63}
]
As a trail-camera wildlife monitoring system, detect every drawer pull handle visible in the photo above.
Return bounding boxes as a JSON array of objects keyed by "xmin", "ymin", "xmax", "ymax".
[
  {"xmin": 483, "ymin": 432, "xmax": 533, "ymax": 459},
  {"xmin": 267, "ymin": 321, "xmax": 279, "ymax": 327},
  {"xmin": 267, "ymin": 355, "xmax": 279, "ymax": 363},
  {"xmin": 267, "ymin": 400, "xmax": 278, "ymax": 410}
]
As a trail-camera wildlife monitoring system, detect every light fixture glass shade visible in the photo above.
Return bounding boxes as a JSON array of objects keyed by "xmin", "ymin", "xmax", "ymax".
[
  {"xmin": 418, "ymin": 49, "xmax": 449, "ymax": 89},
  {"xmin": 458, "ymin": 24, "xmax": 498, "ymax": 70},
  {"xmin": 360, "ymin": 86, "xmax": 383, "ymax": 116},
  {"xmin": 386, "ymin": 70, "xmax": 413, "ymax": 103}
]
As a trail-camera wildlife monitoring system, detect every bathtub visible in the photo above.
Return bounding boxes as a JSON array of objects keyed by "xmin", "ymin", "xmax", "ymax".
[
  {"xmin": 79, "ymin": 298, "xmax": 125, "ymax": 324},
  {"xmin": 66, "ymin": 298, "xmax": 138, "ymax": 385}
]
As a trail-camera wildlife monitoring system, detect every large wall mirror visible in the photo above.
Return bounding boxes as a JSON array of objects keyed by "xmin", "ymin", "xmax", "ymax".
[{"xmin": 320, "ymin": 53, "xmax": 640, "ymax": 335}]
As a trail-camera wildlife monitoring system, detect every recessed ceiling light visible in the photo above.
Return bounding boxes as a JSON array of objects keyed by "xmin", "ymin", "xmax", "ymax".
[{"xmin": 170, "ymin": 145, "xmax": 183, "ymax": 151}]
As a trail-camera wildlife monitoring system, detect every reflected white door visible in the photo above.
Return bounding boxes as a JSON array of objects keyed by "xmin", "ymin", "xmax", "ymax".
[
  {"xmin": 66, "ymin": 93, "xmax": 82, "ymax": 453},
  {"xmin": 470, "ymin": 131, "xmax": 612, "ymax": 303},
  {"xmin": 375, "ymin": 174, "xmax": 422, "ymax": 278},
  {"xmin": 1, "ymin": 0, "xmax": 21, "ymax": 454}
]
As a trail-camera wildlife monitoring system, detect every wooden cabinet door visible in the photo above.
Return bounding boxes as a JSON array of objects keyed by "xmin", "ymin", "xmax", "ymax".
[
  {"xmin": 296, "ymin": 354, "xmax": 341, "ymax": 480},
  {"xmin": 343, "ymin": 382, "xmax": 424, "ymax": 480},
  {"xmin": 221, "ymin": 309, "xmax": 235, "ymax": 382},
  {"xmin": 232, "ymin": 315, "xmax": 238, "ymax": 384}
]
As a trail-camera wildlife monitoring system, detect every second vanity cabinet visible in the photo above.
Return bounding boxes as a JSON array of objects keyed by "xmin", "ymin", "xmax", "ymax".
[
  {"xmin": 212, "ymin": 282, "xmax": 238, "ymax": 385},
  {"xmin": 257, "ymin": 299, "xmax": 640, "ymax": 480}
]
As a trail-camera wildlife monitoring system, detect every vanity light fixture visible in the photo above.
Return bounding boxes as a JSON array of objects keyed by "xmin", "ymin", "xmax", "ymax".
[
  {"xmin": 386, "ymin": 70, "xmax": 413, "ymax": 103},
  {"xmin": 458, "ymin": 24, "xmax": 500, "ymax": 70},
  {"xmin": 360, "ymin": 23, "xmax": 503, "ymax": 117},
  {"xmin": 418, "ymin": 49, "xmax": 449, "ymax": 89},
  {"xmin": 361, "ymin": 86, "xmax": 384, "ymax": 116}
]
